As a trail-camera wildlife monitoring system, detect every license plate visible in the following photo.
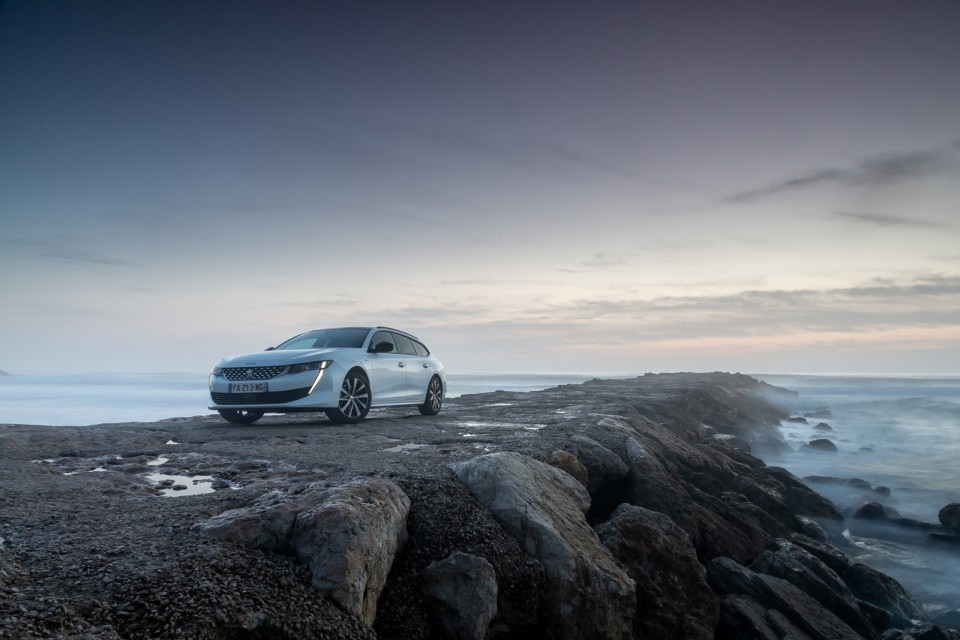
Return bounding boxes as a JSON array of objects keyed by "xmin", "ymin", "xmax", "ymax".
[{"xmin": 228, "ymin": 382, "xmax": 267, "ymax": 393}]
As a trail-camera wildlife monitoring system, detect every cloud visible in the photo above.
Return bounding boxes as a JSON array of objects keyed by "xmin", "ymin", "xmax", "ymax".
[
  {"xmin": 0, "ymin": 235, "xmax": 133, "ymax": 267},
  {"xmin": 831, "ymin": 211, "xmax": 949, "ymax": 229},
  {"xmin": 726, "ymin": 146, "xmax": 956, "ymax": 204}
]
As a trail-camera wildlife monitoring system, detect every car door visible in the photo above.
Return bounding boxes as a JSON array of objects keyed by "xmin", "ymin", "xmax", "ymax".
[
  {"xmin": 367, "ymin": 330, "xmax": 407, "ymax": 404},
  {"xmin": 391, "ymin": 332, "xmax": 428, "ymax": 402}
]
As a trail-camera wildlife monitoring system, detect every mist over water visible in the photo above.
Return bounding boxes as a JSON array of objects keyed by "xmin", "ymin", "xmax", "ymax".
[{"xmin": 757, "ymin": 374, "xmax": 960, "ymax": 613}]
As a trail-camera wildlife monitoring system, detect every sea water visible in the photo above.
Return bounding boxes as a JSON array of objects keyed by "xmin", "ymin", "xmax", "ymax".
[{"xmin": 756, "ymin": 374, "xmax": 960, "ymax": 613}]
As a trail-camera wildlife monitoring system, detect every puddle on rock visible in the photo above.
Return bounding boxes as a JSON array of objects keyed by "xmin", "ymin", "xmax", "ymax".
[
  {"xmin": 145, "ymin": 472, "xmax": 215, "ymax": 497},
  {"xmin": 382, "ymin": 443, "xmax": 429, "ymax": 453}
]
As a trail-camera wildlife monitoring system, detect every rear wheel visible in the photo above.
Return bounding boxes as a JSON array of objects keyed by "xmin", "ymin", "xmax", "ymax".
[
  {"xmin": 418, "ymin": 376, "xmax": 443, "ymax": 416},
  {"xmin": 218, "ymin": 409, "xmax": 264, "ymax": 424},
  {"xmin": 325, "ymin": 370, "xmax": 371, "ymax": 424}
]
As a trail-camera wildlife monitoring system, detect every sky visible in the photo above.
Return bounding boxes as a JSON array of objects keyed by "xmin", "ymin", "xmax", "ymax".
[{"xmin": 1, "ymin": 1, "xmax": 959, "ymax": 376}]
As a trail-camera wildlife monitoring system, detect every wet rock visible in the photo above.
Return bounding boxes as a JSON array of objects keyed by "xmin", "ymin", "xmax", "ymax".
[
  {"xmin": 875, "ymin": 486, "xmax": 891, "ymax": 496},
  {"xmin": 860, "ymin": 447, "xmax": 875, "ymax": 453},
  {"xmin": 787, "ymin": 417, "xmax": 810, "ymax": 424},
  {"xmin": 928, "ymin": 533, "xmax": 960, "ymax": 546},
  {"xmin": 933, "ymin": 610, "xmax": 960, "ymax": 630},
  {"xmin": 450, "ymin": 451, "xmax": 636, "ymax": 640},
  {"xmin": 595, "ymin": 503, "xmax": 717, "ymax": 640},
  {"xmin": 801, "ymin": 439, "xmax": 838, "ymax": 453},
  {"xmin": 749, "ymin": 539, "xmax": 878, "ymax": 639},
  {"xmin": 789, "ymin": 533, "xmax": 852, "ymax": 576},
  {"xmin": 939, "ymin": 503, "xmax": 960, "ymax": 533},
  {"xmin": 843, "ymin": 562, "xmax": 928, "ymax": 625},
  {"xmin": 881, "ymin": 623, "xmax": 960, "ymax": 639},
  {"xmin": 813, "ymin": 422, "xmax": 834, "ymax": 432},
  {"xmin": 706, "ymin": 556, "xmax": 866, "ymax": 640},
  {"xmin": 855, "ymin": 501, "xmax": 889, "ymax": 520},
  {"xmin": 805, "ymin": 408, "xmax": 833, "ymax": 419},
  {"xmin": 421, "ymin": 552, "xmax": 497, "ymax": 640},
  {"xmin": 716, "ymin": 594, "xmax": 817, "ymax": 640}
]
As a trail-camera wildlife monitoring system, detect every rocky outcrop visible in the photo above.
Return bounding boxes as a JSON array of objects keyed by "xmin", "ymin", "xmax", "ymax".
[
  {"xmin": 595, "ymin": 504, "xmax": 717, "ymax": 640},
  {"xmin": 6, "ymin": 372, "xmax": 948, "ymax": 639},
  {"xmin": 449, "ymin": 451, "xmax": 636, "ymax": 640},
  {"xmin": 420, "ymin": 552, "xmax": 497, "ymax": 640},
  {"xmin": 195, "ymin": 478, "xmax": 411, "ymax": 625},
  {"xmin": 939, "ymin": 503, "xmax": 960, "ymax": 533}
]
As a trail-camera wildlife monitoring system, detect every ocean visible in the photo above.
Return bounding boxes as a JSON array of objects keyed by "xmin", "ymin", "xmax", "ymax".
[{"xmin": 1, "ymin": 371, "xmax": 958, "ymax": 611}]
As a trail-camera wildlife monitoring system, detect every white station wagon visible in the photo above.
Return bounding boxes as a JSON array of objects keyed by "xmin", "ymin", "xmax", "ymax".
[{"xmin": 208, "ymin": 326, "xmax": 446, "ymax": 424}]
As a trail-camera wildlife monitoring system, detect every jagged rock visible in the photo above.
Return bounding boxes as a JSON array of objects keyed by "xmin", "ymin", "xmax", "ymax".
[
  {"xmin": 706, "ymin": 556, "xmax": 866, "ymax": 640},
  {"xmin": 421, "ymin": 552, "xmax": 498, "ymax": 640},
  {"xmin": 450, "ymin": 451, "xmax": 636, "ymax": 640},
  {"xmin": 595, "ymin": 504, "xmax": 717, "ymax": 640},
  {"xmin": 289, "ymin": 478, "xmax": 411, "ymax": 626},
  {"xmin": 855, "ymin": 501, "xmax": 889, "ymax": 520},
  {"xmin": 802, "ymin": 439, "xmax": 838, "ymax": 453},
  {"xmin": 939, "ymin": 504, "xmax": 960, "ymax": 533},
  {"xmin": 749, "ymin": 539, "xmax": 878, "ymax": 639},
  {"xmin": 796, "ymin": 517, "xmax": 830, "ymax": 542},
  {"xmin": 563, "ymin": 434, "xmax": 630, "ymax": 497},
  {"xmin": 716, "ymin": 594, "xmax": 817, "ymax": 639},
  {"xmin": 544, "ymin": 449, "xmax": 589, "ymax": 488},
  {"xmin": 789, "ymin": 533, "xmax": 852, "ymax": 576},
  {"xmin": 193, "ymin": 487, "xmax": 302, "ymax": 551},
  {"xmin": 843, "ymin": 562, "xmax": 928, "ymax": 625},
  {"xmin": 881, "ymin": 623, "xmax": 960, "ymax": 639},
  {"xmin": 750, "ymin": 467, "xmax": 843, "ymax": 521}
]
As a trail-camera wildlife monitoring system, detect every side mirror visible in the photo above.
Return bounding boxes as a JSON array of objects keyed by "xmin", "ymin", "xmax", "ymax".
[
  {"xmin": 265, "ymin": 346, "xmax": 275, "ymax": 351},
  {"xmin": 371, "ymin": 341, "xmax": 395, "ymax": 353}
]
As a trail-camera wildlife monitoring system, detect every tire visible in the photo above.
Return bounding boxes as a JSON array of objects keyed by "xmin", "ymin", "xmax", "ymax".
[
  {"xmin": 418, "ymin": 376, "xmax": 443, "ymax": 416},
  {"xmin": 325, "ymin": 370, "xmax": 371, "ymax": 424},
  {"xmin": 218, "ymin": 409, "xmax": 265, "ymax": 425}
]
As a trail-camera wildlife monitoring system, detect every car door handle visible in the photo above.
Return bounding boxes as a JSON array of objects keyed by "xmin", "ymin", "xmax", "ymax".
[
  {"xmin": 422, "ymin": 363, "xmax": 429, "ymax": 368},
  {"xmin": 397, "ymin": 362, "xmax": 405, "ymax": 368}
]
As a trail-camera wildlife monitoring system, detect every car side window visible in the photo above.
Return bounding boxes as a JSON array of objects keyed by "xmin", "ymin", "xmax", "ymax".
[
  {"xmin": 413, "ymin": 341, "xmax": 430, "ymax": 357},
  {"xmin": 370, "ymin": 331, "xmax": 397, "ymax": 353},
  {"xmin": 392, "ymin": 333, "xmax": 418, "ymax": 356}
]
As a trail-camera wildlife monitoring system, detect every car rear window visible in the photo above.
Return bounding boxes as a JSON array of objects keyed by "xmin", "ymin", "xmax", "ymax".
[{"xmin": 392, "ymin": 333, "xmax": 418, "ymax": 356}]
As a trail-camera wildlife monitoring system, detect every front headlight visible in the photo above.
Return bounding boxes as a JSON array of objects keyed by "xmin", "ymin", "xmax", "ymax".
[
  {"xmin": 211, "ymin": 366, "xmax": 223, "ymax": 375},
  {"xmin": 288, "ymin": 360, "xmax": 331, "ymax": 375}
]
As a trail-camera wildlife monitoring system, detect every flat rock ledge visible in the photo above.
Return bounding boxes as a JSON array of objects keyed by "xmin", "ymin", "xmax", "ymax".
[{"xmin": 1, "ymin": 372, "xmax": 956, "ymax": 639}]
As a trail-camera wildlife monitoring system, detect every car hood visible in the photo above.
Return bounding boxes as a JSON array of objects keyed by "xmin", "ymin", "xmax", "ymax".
[{"xmin": 216, "ymin": 348, "xmax": 351, "ymax": 368}]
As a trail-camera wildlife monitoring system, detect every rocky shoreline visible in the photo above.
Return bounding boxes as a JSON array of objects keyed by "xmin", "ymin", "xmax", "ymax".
[{"xmin": 1, "ymin": 372, "xmax": 958, "ymax": 639}]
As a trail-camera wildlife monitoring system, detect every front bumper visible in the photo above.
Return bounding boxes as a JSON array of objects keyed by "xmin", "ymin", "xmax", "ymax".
[{"xmin": 208, "ymin": 365, "xmax": 341, "ymax": 411}]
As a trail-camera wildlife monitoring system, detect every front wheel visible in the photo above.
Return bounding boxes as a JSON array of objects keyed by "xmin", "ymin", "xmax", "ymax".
[
  {"xmin": 418, "ymin": 376, "xmax": 443, "ymax": 416},
  {"xmin": 325, "ymin": 370, "xmax": 371, "ymax": 424},
  {"xmin": 218, "ymin": 409, "xmax": 264, "ymax": 424}
]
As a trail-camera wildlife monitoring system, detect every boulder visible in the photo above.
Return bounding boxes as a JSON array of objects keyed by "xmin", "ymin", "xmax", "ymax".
[
  {"xmin": 192, "ymin": 488, "xmax": 302, "ymax": 551},
  {"xmin": 805, "ymin": 408, "xmax": 833, "ymax": 419},
  {"xmin": 595, "ymin": 504, "xmax": 717, "ymax": 640},
  {"xmin": 288, "ymin": 479, "xmax": 411, "ymax": 626},
  {"xmin": 544, "ymin": 449, "xmax": 589, "ymax": 488},
  {"xmin": 707, "ymin": 557, "xmax": 867, "ymax": 640},
  {"xmin": 749, "ymin": 540, "xmax": 878, "ymax": 639},
  {"xmin": 854, "ymin": 501, "xmax": 889, "ymax": 520},
  {"xmin": 787, "ymin": 417, "xmax": 810, "ymax": 424},
  {"xmin": 450, "ymin": 451, "xmax": 636, "ymax": 640},
  {"xmin": 563, "ymin": 435, "xmax": 630, "ymax": 497},
  {"xmin": 814, "ymin": 423, "xmax": 834, "ymax": 432},
  {"xmin": 842, "ymin": 562, "xmax": 928, "ymax": 625},
  {"xmin": 421, "ymin": 552, "xmax": 498, "ymax": 640},
  {"xmin": 716, "ymin": 594, "xmax": 817, "ymax": 640},
  {"xmin": 802, "ymin": 439, "xmax": 838, "ymax": 453},
  {"xmin": 939, "ymin": 503, "xmax": 960, "ymax": 533}
]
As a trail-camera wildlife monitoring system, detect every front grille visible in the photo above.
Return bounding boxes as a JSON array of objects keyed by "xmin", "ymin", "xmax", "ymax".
[
  {"xmin": 222, "ymin": 366, "xmax": 286, "ymax": 381},
  {"xmin": 211, "ymin": 387, "xmax": 311, "ymax": 406}
]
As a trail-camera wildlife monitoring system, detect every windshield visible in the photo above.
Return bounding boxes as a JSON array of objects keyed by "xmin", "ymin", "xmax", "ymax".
[{"xmin": 274, "ymin": 327, "xmax": 370, "ymax": 350}]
